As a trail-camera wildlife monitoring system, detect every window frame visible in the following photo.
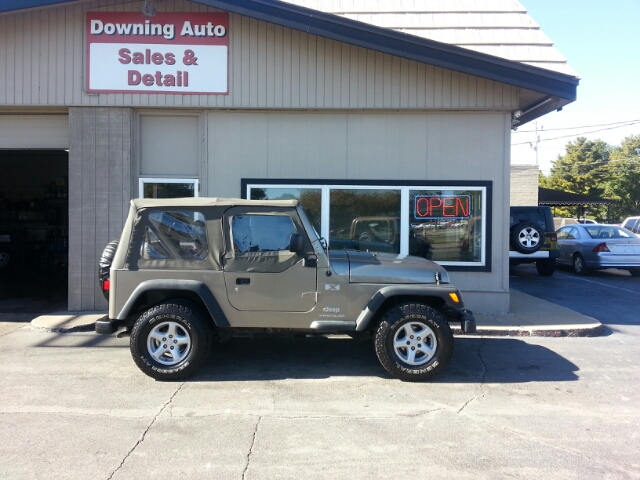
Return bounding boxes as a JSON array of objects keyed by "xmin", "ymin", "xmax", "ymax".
[
  {"xmin": 139, "ymin": 177, "xmax": 200, "ymax": 198},
  {"xmin": 242, "ymin": 179, "xmax": 492, "ymax": 272}
]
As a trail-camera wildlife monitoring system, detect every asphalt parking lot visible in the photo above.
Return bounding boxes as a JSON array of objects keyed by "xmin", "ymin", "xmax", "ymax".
[{"xmin": 1, "ymin": 312, "xmax": 639, "ymax": 479}]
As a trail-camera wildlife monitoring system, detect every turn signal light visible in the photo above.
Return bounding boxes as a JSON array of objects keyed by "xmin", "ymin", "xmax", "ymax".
[
  {"xmin": 592, "ymin": 243, "xmax": 610, "ymax": 253},
  {"xmin": 449, "ymin": 293, "xmax": 460, "ymax": 303}
]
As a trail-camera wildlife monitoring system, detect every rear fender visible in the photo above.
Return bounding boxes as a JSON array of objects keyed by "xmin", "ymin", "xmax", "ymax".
[{"xmin": 116, "ymin": 279, "xmax": 229, "ymax": 327}]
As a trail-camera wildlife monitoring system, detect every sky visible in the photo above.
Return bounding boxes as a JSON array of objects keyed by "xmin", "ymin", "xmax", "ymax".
[{"xmin": 510, "ymin": 0, "xmax": 640, "ymax": 174}]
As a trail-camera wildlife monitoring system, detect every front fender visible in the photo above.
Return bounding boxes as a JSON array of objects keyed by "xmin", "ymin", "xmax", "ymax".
[
  {"xmin": 116, "ymin": 279, "xmax": 230, "ymax": 327},
  {"xmin": 354, "ymin": 284, "xmax": 465, "ymax": 331}
]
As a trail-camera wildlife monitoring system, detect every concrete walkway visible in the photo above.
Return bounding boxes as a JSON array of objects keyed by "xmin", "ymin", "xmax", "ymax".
[{"xmin": 29, "ymin": 289, "xmax": 603, "ymax": 337}]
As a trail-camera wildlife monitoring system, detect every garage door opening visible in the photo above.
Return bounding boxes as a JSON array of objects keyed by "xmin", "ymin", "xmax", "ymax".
[{"xmin": 0, "ymin": 150, "xmax": 68, "ymax": 313}]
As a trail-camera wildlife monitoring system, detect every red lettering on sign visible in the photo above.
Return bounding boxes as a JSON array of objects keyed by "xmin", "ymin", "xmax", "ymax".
[{"xmin": 414, "ymin": 195, "xmax": 472, "ymax": 219}]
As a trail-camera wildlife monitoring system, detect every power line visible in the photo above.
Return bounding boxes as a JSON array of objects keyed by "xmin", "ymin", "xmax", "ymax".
[
  {"xmin": 513, "ymin": 119, "xmax": 640, "ymax": 133},
  {"xmin": 512, "ymin": 121, "xmax": 640, "ymax": 146}
]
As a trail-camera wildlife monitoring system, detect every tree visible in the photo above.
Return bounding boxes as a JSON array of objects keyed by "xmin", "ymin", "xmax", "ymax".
[{"xmin": 602, "ymin": 135, "xmax": 640, "ymax": 221}]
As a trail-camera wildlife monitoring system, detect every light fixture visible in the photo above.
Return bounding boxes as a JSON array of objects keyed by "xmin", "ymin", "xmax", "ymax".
[{"xmin": 142, "ymin": 0, "xmax": 156, "ymax": 17}]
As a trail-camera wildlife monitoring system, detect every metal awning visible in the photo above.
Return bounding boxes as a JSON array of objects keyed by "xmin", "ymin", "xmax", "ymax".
[{"xmin": 538, "ymin": 187, "xmax": 615, "ymax": 206}]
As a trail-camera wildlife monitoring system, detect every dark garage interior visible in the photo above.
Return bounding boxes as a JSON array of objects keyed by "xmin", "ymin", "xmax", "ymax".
[{"xmin": 0, "ymin": 150, "xmax": 69, "ymax": 313}]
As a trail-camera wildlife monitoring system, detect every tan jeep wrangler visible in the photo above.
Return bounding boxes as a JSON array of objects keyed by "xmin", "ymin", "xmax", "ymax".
[{"xmin": 97, "ymin": 198, "xmax": 476, "ymax": 382}]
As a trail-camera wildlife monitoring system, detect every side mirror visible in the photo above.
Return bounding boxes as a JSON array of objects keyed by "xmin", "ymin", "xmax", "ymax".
[{"xmin": 289, "ymin": 233, "xmax": 304, "ymax": 253}]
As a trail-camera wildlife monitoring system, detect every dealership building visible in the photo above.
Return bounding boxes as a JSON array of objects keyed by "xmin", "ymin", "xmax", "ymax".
[{"xmin": 0, "ymin": 0, "xmax": 578, "ymax": 313}]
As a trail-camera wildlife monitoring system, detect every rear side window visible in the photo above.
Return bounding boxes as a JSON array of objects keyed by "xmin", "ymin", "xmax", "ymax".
[
  {"xmin": 145, "ymin": 210, "xmax": 209, "ymax": 260},
  {"xmin": 510, "ymin": 210, "xmax": 548, "ymax": 232}
]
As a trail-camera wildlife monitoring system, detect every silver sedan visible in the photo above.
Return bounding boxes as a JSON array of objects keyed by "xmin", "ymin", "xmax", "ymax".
[{"xmin": 556, "ymin": 224, "xmax": 640, "ymax": 276}]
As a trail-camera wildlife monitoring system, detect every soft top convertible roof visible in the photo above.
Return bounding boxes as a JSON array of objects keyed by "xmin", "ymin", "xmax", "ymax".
[{"xmin": 131, "ymin": 197, "xmax": 299, "ymax": 209}]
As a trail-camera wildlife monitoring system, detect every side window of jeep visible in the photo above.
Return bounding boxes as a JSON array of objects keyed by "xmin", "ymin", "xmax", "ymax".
[
  {"xmin": 141, "ymin": 210, "xmax": 209, "ymax": 261},
  {"xmin": 231, "ymin": 215, "xmax": 297, "ymax": 253}
]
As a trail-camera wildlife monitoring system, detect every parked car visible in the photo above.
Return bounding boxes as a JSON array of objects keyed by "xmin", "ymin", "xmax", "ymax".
[
  {"xmin": 621, "ymin": 216, "xmax": 640, "ymax": 234},
  {"xmin": 556, "ymin": 224, "xmax": 640, "ymax": 276},
  {"xmin": 554, "ymin": 217, "xmax": 597, "ymax": 230},
  {"xmin": 509, "ymin": 206, "xmax": 558, "ymax": 276}
]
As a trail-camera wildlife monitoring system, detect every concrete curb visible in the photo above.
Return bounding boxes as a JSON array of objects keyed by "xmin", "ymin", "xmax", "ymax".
[
  {"xmin": 453, "ymin": 323, "xmax": 604, "ymax": 338},
  {"xmin": 30, "ymin": 312, "xmax": 107, "ymax": 333}
]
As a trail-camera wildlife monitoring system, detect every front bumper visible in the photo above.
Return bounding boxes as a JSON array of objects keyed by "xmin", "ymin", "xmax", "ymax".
[{"xmin": 443, "ymin": 307, "xmax": 476, "ymax": 333}]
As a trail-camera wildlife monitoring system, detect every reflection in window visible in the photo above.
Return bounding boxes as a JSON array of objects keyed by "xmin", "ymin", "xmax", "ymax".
[
  {"xmin": 140, "ymin": 227, "xmax": 172, "ymax": 260},
  {"xmin": 329, "ymin": 189, "xmax": 401, "ymax": 254},
  {"xmin": 232, "ymin": 215, "xmax": 297, "ymax": 253},
  {"xmin": 410, "ymin": 190, "xmax": 483, "ymax": 262},
  {"xmin": 250, "ymin": 187, "xmax": 321, "ymax": 233},
  {"xmin": 148, "ymin": 211, "xmax": 208, "ymax": 260},
  {"xmin": 140, "ymin": 178, "xmax": 198, "ymax": 198}
]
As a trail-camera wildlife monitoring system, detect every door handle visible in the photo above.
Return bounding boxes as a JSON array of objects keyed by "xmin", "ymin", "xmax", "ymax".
[{"xmin": 236, "ymin": 278, "xmax": 250, "ymax": 285}]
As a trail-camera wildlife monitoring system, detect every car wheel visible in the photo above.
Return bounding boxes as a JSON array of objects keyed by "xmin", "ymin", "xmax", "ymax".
[
  {"xmin": 629, "ymin": 268, "xmax": 640, "ymax": 277},
  {"xmin": 572, "ymin": 253, "xmax": 589, "ymax": 275},
  {"xmin": 374, "ymin": 303, "xmax": 453, "ymax": 382},
  {"xmin": 130, "ymin": 301, "xmax": 213, "ymax": 381},
  {"xmin": 510, "ymin": 222, "xmax": 543, "ymax": 254},
  {"xmin": 98, "ymin": 240, "xmax": 119, "ymax": 300},
  {"xmin": 536, "ymin": 259, "xmax": 555, "ymax": 276}
]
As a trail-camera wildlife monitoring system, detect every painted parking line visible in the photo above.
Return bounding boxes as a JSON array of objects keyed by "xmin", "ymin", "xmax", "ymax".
[{"xmin": 553, "ymin": 271, "xmax": 640, "ymax": 295}]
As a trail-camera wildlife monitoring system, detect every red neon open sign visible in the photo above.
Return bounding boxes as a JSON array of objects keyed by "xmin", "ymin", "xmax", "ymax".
[{"xmin": 414, "ymin": 195, "xmax": 471, "ymax": 219}]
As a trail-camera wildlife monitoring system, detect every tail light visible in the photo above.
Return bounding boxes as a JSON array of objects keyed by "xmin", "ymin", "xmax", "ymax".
[
  {"xmin": 102, "ymin": 279, "xmax": 110, "ymax": 292},
  {"xmin": 592, "ymin": 243, "xmax": 610, "ymax": 253},
  {"xmin": 549, "ymin": 233, "xmax": 557, "ymax": 242}
]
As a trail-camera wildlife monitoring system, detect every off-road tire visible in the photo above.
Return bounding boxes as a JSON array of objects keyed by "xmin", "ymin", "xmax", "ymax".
[
  {"xmin": 573, "ymin": 253, "xmax": 589, "ymax": 275},
  {"xmin": 510, "ymin": 221, "xmax": 543, "ymax": 254},
  {"xmin": 375, "ymin": 303, "xmax": 453, "ymax": 382},
  {"xmin": 130, "ymin": 301, "xmax": 213, "ymax": 381},
  {"xmin": 99, "ymin": 240, "xmax": 119, "ymax": 300},
  {"xmin": 536, "ymin": 259, "xmax": 556, "ymax": 276}
]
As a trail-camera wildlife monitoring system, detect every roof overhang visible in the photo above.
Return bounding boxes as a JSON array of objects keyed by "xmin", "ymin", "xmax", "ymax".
[{"xmin": 1, "ymin": 0, "xmax": 579, "ymax": 119}]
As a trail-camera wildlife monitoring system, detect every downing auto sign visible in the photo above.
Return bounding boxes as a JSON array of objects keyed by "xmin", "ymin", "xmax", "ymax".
[{"xmin": 86, "ymin": 12, "xmax": 229, "ymax": 94}]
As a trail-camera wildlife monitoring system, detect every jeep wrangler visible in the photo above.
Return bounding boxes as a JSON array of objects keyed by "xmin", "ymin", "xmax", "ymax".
[{"xmin": 96, "ymin": 198, "xmax": 476, "ymax": 382}]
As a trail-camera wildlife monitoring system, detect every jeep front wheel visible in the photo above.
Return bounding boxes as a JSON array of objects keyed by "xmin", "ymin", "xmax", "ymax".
[
  {"xmin": 130, "ymin": 301, "xmax": 212, "ymax": 381},
  {"xmin": 374, "ymin": 303, "xmax": 453, "ymax": 382}
]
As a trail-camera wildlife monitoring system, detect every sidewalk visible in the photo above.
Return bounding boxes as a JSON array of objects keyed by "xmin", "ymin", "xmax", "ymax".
[{"xmin": 29, "ymin": 289, "xmax": 603, "ymax": 337}]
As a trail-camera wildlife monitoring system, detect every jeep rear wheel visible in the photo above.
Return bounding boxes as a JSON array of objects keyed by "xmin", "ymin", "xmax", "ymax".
[
  {"xmin": 510, "ymin": 221, "xmax": 543, "ymax": 254},
  {"xmin": 130, "ymin": 301, "xmax": 213, "ymax": 381},
  {"xmin": 375, "ymin": 303, "xmax": 453, "ymax": 382}
]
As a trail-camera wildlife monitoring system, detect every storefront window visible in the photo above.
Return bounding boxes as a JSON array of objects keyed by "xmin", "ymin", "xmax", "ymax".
[
  {"xmin": 244, "ymin": 181, "xmax": 489, "ymax": 270},
  {"xmin": 329, "ymin": 189, "xmax": 401, "ymax": 254},
  {"xmin": 250, "ymin": 187, "xmax": 321, "ymax": 232},
  {"xmin": 409, "ymin": 189, "xmax": 483, "ymax": 263},
  {"xmin": 140, "ymin": 178, "xmax": 199, "ymax": 198}
]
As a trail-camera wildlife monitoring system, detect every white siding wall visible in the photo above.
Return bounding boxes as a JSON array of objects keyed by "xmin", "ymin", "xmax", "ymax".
[
  {"xmin": 510, "ymin": 164, "xmax": 539, "ymax": 206},
  {"xmin": 0, "ymin": 0, "xmax": 519, "ymax": 111},
  {"xmin": 207, "ymin": 110, "xmax": 511, "ymax": 311},
  {"xmin": 0, "ymin": 115, "xmax": 69, "ymax": 148}
]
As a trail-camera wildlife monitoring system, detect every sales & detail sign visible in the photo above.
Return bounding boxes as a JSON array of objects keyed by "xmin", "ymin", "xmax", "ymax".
[{"xmin": 86, "ymin": 12, "xmax": 228, "ymax": 94}]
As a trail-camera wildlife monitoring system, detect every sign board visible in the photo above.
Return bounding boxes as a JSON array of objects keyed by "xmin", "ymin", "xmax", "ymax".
[
  {"xmin": 86, "ymin": 12, "xmax": 229, "ymax": 94},
  {"xmin": 414, "ymin": 195, "xmax": 471, "ymax": 220}
]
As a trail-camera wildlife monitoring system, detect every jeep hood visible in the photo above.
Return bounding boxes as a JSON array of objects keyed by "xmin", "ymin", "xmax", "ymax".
[{"xmin": 330, "ymin": 250, "xmax": 450, "ymax": 284}]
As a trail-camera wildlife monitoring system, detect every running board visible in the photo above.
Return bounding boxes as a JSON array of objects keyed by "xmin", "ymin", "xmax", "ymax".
[{"xmin": 310, "ymin": 321, "xmax": 357, "ymax": 331}]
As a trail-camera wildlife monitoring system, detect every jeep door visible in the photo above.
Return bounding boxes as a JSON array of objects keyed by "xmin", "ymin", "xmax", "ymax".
[{"xmin": 222, "ymin": 207, "xmax": 318, "ymax": 312}]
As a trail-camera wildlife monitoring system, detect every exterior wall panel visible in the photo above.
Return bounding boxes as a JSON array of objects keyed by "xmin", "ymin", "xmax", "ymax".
[
  {"xmin": 0, "ymin": 0, "xmax": 519, "ymax": 111},
  {"xmin": 68, "ymin": 107, "xmax": 132, "ymax": 311},
  {"xmin": 206, "ymin": 110, "xmax": 510, "ymax": 311}
]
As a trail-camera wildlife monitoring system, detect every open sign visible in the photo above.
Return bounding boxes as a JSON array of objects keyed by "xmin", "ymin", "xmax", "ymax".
[{"xmin": 414, "ymin": 195, "xmax": 471, "ymax": 219}]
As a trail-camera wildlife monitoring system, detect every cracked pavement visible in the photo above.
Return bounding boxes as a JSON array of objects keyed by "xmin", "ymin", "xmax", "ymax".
[{"xmin": 0, "ymin": 323, "xmax": 639, "ymax": 479}]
